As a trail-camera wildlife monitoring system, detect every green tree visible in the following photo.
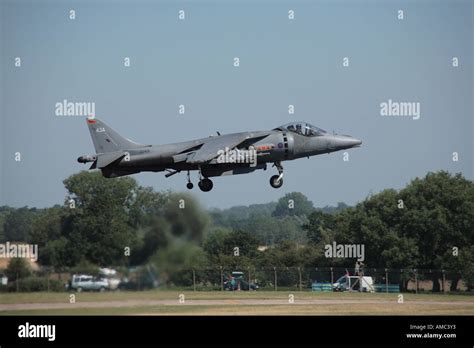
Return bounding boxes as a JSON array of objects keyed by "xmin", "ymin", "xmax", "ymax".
[
  {"xmin": 0, "ymin": 206, "xmax": 15, "ymax": 242},
  {"xmin": 29, "ymin": 206, "xmax": 63, "ymax": 250},
  {"xmin": 61, "ymin": 171, "xmax": 149, "ymax": 266},
  {"xmin": 305, "ymin": 210, "xmax": 336, "ymax": 245},
  {"xmin": 3, "ymin": 207, "xmax": 37, "ymax": 242},
  {"xmin": 398, "ymin": 172, "xmax": 474, "ymax": 291},
  {"xmin": 5, "ymin": 258, "xmax": 31, "ymax": 281},
  {"xmin": 203, "ymin": 229, "xmax": 259, "ymax": 268},
  {"xmin": 300, "ymin": 171, "xmax": 473, "ymax": 292},
  {"xmin": 458, "ymin": 247, "xmax": 474, "ymax": 290},
  {"xmin": 41, "ymin": 237, "xmax": 70, "ymax": 271},
  {"xmin": 440, "ymin": 246, "xmax": 474, "ymax": 291},
  {"xmin": 128, "ymin": 187, "xmax": 170, "ymax": 227},
  {"xmin": 272, "ymin": 192, "xmax": 314, "ymax": 218},
  {"xmin": 203, "ymin": 228, "xmax": 231, "ymax": 256},
  {"xmin": 222, "ymin": 230, "xmax": 259, "ymax": 259}
]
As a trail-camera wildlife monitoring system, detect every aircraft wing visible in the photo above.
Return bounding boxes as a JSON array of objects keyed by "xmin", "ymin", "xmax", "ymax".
[{"xmin": 186, "ymin": 131, "xmax": 272, "ymax": 164}]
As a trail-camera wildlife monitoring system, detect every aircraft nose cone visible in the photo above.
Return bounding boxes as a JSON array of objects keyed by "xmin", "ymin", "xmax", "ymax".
[
  {"xmin": 329, "ymin": 135, "xmax": 362, "ymax": 150},
  {"xmin": 341, "ymin": 136, "xmax": 362, "ymax": 148}
]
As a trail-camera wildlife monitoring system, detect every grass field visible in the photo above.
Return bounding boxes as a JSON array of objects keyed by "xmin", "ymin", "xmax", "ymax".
[{"xmin": 0, "ymin": 290, "xmax": 473, "ymax": 315}]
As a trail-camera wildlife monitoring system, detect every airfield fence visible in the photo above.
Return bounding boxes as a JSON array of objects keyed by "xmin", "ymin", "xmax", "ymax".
[
  {"xmin": 148, "ymin": 267, "xmax": 469, "ymax": 293},
  {"xmin": 1, "ymin": 266, "xmax": 470, "ymax": 293},
  {"xmin": 79, "ymin": 266, "xmax": 470, "ymax": 293}
]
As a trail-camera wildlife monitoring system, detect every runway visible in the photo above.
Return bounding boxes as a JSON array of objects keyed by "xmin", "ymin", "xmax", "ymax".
[{"xmin": 1, "ymin": 297, "xmax": 473, "ymax": 312}]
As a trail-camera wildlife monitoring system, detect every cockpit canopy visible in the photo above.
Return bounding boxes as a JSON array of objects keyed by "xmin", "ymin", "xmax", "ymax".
[{"xmin": 276, "ymin": 122, "xmax": 327, "ymax": 137}]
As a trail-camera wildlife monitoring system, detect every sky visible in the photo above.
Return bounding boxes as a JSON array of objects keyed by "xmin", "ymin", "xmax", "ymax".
[{"xmin": 0, "ymin": 0, "xmax": 472, "ymax": 209}]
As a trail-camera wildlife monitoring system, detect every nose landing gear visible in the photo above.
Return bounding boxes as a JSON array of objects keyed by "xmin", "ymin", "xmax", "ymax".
[
  {"xmin": 270, "ymin": 175, "xmax": 283, "ymax": 188},
  {"xmin": 270, "ymin": 162, "xmax": 284, "ymax": 188}
]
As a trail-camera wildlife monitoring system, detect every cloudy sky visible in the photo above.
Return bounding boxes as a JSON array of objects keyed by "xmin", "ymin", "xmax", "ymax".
[{"xmin": 1, "ymin": 0, "xmax": 472, "ymax": 209}]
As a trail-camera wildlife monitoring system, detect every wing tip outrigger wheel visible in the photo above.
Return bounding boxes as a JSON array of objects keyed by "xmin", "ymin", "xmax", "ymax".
[
  {"xmin": 270, "ymin": 162, "xmax": 284, "ymax": 188},
  {"xmin": 186, "ymin": 171, "xmax": 193, "ymax": 189}
]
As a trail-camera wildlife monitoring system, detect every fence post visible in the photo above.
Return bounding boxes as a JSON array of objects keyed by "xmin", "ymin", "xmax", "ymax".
[
  {"xmin": 248, "ymin": 267, "xmax": 251, "ymax": 291},
  {"xmin": 192, "ymin": 269, "xmax": 196, "ymax": 292},
  {"xmin": 330, "ymin": 267, "xmax": 334, "ymax": 286},
  {"xmin": 400, "ymin": 269, "xmax": 403, "ymax": 292},
  {"xmin": 298, "ymin": 267, "xmax": 302, "ymax": 291},
  {"xmin": 414, "ymin": 269, "xmax": 418, "ymax": 294},
  {"xmin": 442, "ymin": 270, "xmax": 446, "ymax": 295},
  {"xmin": 385, "ymin": 268, "xmax": 388, "ymax": 293},
  {"xmin": 274, "ymin": 267, "xmax": 277, "ymax": 292},
  {"xmin": 138, "ymin": 270, "xmax": 141, "ymax": 291},
  {"xmin": 220, "ymin": 266, "xmax": 223, "ymax": 291}
]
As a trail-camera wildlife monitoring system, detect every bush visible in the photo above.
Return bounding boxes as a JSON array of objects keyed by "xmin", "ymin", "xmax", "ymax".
[
  {"xmin": 5, "ymin": 258, "xmax": 31, "ymax": 281},
  {"xmin": 6, "ymin": 277, "xmax": 64, "ymax": 292},
  {"xmin": 70, "ymin": 261, "xmax": 100, "ymax": 276}
]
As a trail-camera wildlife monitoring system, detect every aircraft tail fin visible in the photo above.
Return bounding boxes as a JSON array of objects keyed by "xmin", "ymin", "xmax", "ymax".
[{"xmin": 86, "ymin": 118, "xmax": 144, "ymax": 154}]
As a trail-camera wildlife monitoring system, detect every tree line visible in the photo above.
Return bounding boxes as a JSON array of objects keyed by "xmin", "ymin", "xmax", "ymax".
[{"xmin": 0, "ymin": 170, "xmax": 472, "ymax": 291}]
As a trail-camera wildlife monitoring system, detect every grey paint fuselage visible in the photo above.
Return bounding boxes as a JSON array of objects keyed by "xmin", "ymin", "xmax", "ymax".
[{"xmin": 103, "ymin": 128, "xmax": 361, "ymax": 177}]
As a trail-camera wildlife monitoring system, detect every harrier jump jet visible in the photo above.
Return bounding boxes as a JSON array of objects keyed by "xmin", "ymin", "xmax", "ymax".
[{"xmin": 78, "ymin": 118, "xmax": 362, "ymax": 192}]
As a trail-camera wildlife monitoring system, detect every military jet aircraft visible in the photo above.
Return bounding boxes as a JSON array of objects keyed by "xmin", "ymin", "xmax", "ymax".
[{"xmin": 78, "ymin": 118, "xmax": 362, "ymax": 192}]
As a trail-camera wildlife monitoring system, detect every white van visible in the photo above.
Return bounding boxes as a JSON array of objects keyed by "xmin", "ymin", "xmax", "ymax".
[
  {"xmin": 333, "ymin": 275, "xmax": 375, "ymax": 293},
  {"xmin": 70, "ymin": 274, "xmax": 109, "ymax": 292}
]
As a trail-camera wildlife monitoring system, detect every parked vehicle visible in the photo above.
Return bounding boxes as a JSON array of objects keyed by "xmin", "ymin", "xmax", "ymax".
[
  {"xmin": 333, "ymin": 275, "xmax": 375, "ymax": 292},
  {"xmin": 70, "ymin": 274, "xmax": 109, "ymax": 292},
  {"xmin": 224, "ymin": 271, "xmax": 259, "ymax": 291}
]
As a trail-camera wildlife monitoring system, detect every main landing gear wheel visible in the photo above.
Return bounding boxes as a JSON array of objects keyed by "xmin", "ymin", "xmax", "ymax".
[
  {"xmin": 198, "ymin": 178, "xmax": 213, "ymax": 192},
  {"xmin": 270, "ymin": 175, "xmax": 283, "ymax": 188}
]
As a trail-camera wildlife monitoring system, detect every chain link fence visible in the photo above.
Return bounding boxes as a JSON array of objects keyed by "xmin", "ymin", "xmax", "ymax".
[
  {"xmin": 69, "ymin": 266, "xmax": 471, "ymax": 293},
  {"xmin": 0, "ymin": 265, "xmax": 470, "ymax": 293}
]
